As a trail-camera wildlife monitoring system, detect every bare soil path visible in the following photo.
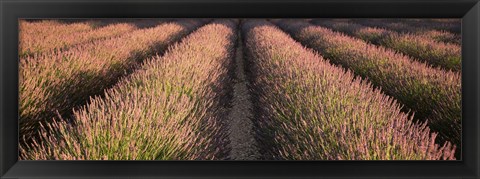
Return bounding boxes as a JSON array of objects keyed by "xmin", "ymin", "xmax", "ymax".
[{"xmin": 227, "ymin": 29, "xmax": 259, "ymax": 160}]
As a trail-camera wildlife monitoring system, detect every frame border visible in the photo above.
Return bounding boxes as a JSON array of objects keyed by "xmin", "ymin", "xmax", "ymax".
[{"xmin": 1, "ymin": 0, "xmax": 479, "ymax": 178}]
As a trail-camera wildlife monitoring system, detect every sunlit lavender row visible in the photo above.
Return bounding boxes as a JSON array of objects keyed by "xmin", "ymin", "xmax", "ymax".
[
  {"xmin": 21, "ymin": 19, "xmax": 237, "ymax": 160},
  {"xmin": 274, "ymin": 20, "xmax": 461, "ymax": 149},
  {"xmin": 19, "ymin": 20, "xmax": 160, "ymax": 57},
  {"xmin": 243, "ymin": 20, "xmax": 455, "ymax": 160},
  {"xmin": 19, "ymin": 19, "xmax": 206, "ymax": 144}
]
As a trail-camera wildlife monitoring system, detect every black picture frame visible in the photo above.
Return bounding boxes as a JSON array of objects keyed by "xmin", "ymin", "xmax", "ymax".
[{"xmin": 1, "ymin": 0, "xmax": 479, "ymax": 178}]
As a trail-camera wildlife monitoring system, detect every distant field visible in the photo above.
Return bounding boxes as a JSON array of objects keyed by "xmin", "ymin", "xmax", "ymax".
[{"xmin": 19, "ymin": 18, "xmax": 461, "ymax": 160}]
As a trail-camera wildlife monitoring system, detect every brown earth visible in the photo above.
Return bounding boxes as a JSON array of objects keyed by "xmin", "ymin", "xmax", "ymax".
[{"xmin": 227, "ymin": 29, "xmax": 259, "ymax": 160}]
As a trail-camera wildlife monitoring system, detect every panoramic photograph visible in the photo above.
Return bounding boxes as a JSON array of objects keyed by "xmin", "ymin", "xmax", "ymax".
[{"xmin": 18, "ymin": 18, "xmax": 461, "ymax": 160}]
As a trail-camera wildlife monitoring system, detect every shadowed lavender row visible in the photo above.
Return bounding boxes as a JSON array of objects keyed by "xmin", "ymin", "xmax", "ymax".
[
  {"xmin": 311, "ymin": 19, "xmax": 461, "ymax": 71},
  {"xmin": 401, "ymin": 19, "xmax": 461, "ymax": 34},
  {"xmin": 346, "ymin": 19, "xmax": 461, "ymax": 45},
  {"xmin": 350, "ymin": 19, "xmax": 461, "ymax": 34}
]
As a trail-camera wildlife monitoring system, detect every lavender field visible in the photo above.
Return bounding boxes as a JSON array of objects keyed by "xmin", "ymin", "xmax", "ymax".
[{"xmin": 19, "ymin": 18, "xmax": 461, "ymax": 160}]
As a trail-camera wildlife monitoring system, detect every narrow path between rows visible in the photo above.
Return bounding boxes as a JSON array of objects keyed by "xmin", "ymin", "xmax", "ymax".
[{"xmin": 227, "ymin": 27, "xmax": 259, "ymax": 160}]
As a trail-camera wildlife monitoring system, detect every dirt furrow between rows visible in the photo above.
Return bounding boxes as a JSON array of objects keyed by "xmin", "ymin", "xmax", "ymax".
[{"xmin": 227, "ymin": 28, "xmax": 259, "ymax": 160}]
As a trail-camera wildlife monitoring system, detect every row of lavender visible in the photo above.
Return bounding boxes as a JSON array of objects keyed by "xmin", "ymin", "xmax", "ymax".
[
  {"xmin": 20, "ymin": 19, "xmax": 163, "ymax": 57},
  {"xmin": 21, "ymin": 19, "xmax": 237, "ymax": 160},
  {"xmin": 353, "ymin": 18, "xmax": 461, "ymax": 36},
  {"xmin": 20, "ymin": 19, "xmax": 460, "ymax": 160},
  {"xmin": 311, "ymin": 19, "xmax": 461, "ymax": 71},
  {"xmin": 20, "ymin": 19, "xmax": 207, "ymax": 149},
  {"xmin": 348, "ymin": 19, "xmax": 461, "ymax": 45},
  {"xmin": 272, "ymin": 20, "xmax": 461, "ymax": 148},
  {"xmin": 244, "ymin": 20, "xmax": 456, "ymax": 160}
]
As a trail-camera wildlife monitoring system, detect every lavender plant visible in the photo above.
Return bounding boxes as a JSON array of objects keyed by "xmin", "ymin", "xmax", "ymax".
[
  {"xmin": 312, "ymin": 20, "xmax": 461, "ymax": 71},
  {"xmin": 20, "ymin": 20, "xmax": 237, "ymax": 160},
  {"xmin": 20, "ymin": 19, "xmax": 206, "ymax": 142},
  {"xmin": 275, "ymin": 20, "xmax": 461, "ymax": 147},
  {"xmin": 343, "ymin": 19, "xmax": 461, "ymax": 45},
  {"xmin": 243, "ymin": 20, "xmax": 456, "ymax": 160}
]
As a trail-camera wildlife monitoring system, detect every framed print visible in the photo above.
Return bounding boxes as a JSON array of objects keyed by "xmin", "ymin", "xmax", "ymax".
[{"xmin": 1, "ymin": 0, "xmax": 479, "ymax": 178}]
